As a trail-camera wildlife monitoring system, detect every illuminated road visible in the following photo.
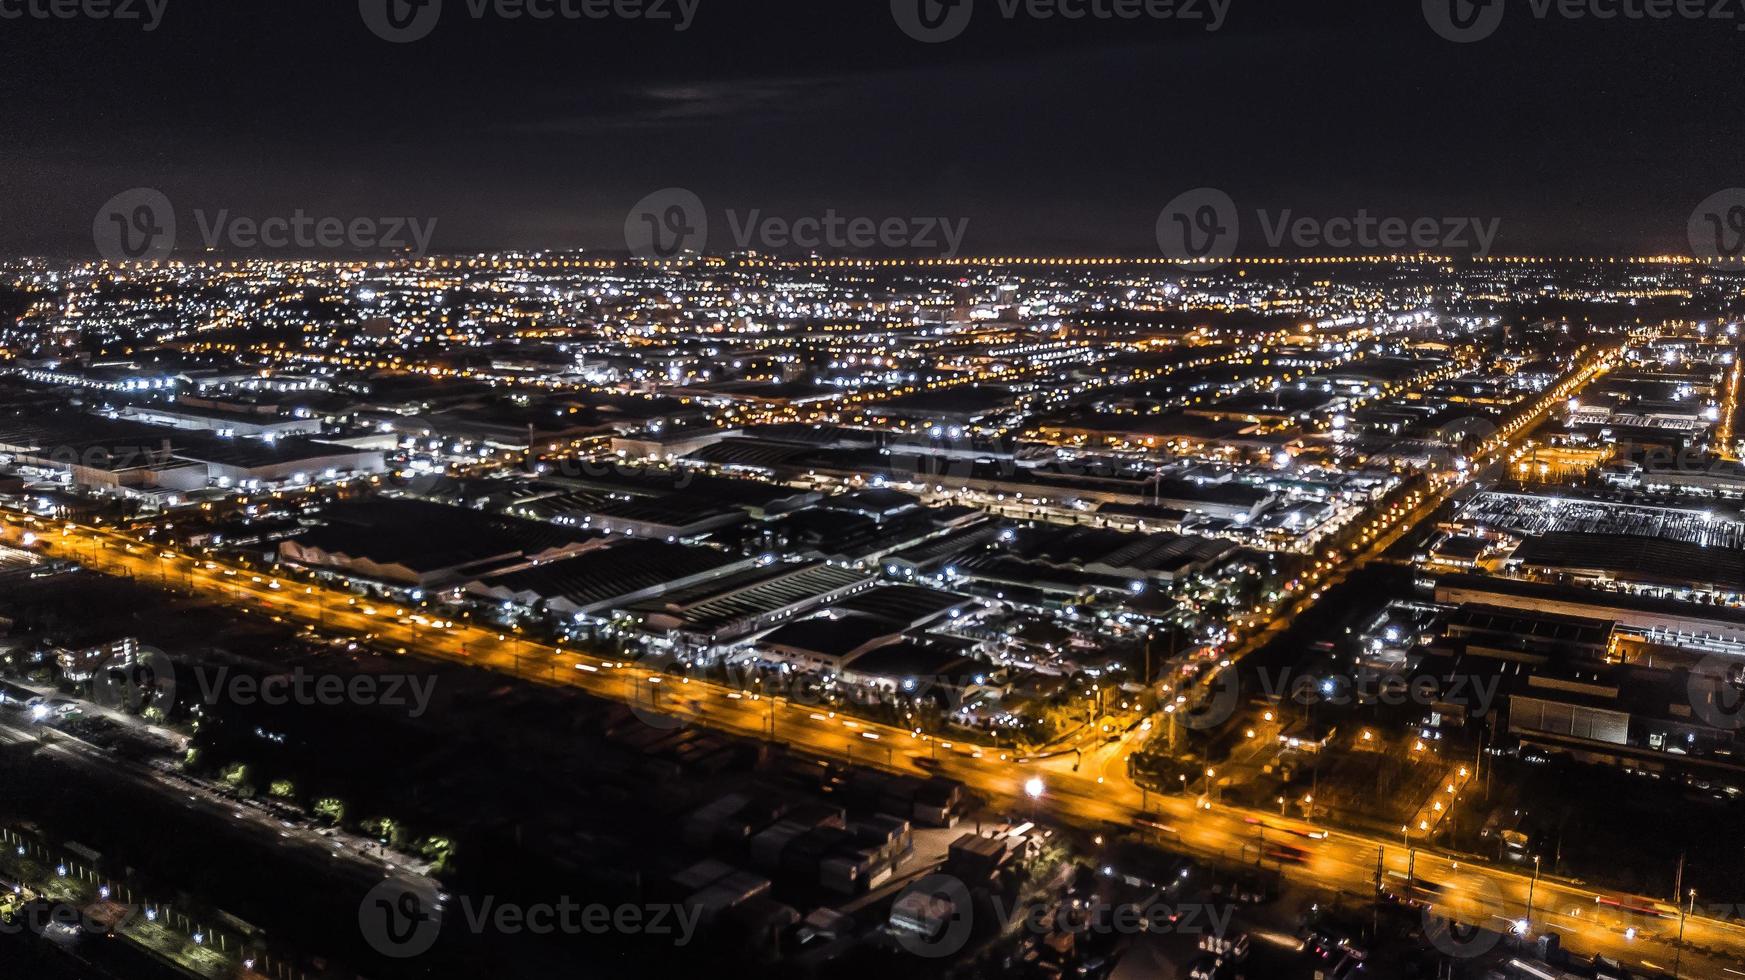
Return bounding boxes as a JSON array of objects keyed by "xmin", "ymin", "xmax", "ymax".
[
  {"xmin": 4, "ymin": 503, "xmax": 1744, "ymax": 973},
  {"xmin": 5, "ymin": 341, "xmax": 1740, "ymax": 972},
  {"xmin": 1720, "ymin": 355, "xmax": 1742, "ymax": 460}
]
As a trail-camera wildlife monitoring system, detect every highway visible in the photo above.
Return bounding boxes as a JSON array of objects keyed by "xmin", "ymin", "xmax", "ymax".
[
  {"xmin": 5, "ymin": 502, "xmax": 1745, "ymax": 974},
  {"xmin": 4, "ymin": 340, "xmax": 1742, "ymax": 972}
]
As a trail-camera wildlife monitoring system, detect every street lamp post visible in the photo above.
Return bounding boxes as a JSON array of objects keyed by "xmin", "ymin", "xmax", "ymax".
[
  {"xmin": 1676, "ymin": 888, "xmax": 1696, "ymax": 978},
  {"xmin": 1525, "ymin": 854, "xmax": 1541, "ymax": 937},
  {"xmin": 1401, "ymin": 826, "xmax": 1414, "ymax": 888}
]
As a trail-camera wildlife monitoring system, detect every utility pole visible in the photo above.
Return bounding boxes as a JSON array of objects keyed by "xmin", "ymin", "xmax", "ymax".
[
  {"xmin": 1675, "ymin": 887, "xmax": 1696, "ymax": 979},
  {"xmin": 1475, "ymin": 733, "xmax": 1486, "ymax": 802},
  {"xmin": 1373, "ymin": 845, "xmax": 1383, "ymax": 938},
  {"xmin": 1526, "ymin": 855, "xmax": 1541, "ymax": 935}
]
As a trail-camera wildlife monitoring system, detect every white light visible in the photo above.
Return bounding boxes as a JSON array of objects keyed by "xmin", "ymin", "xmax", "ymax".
[{"xmin": 1024, "ymin": 776, "xmax": 1044, "ymax": 799}]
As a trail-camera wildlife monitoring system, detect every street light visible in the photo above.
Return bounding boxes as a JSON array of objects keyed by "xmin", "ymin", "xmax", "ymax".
[
  {"xmin": 1524, "ymin": 854, "xmax": 1541, "ymax": 937},
  {"xmin": 1676, "ymin": 888, "xmax": 1696, "ymax": 978},
  {"xmin": 1401, "ymin": 825, "xmax": 1415, "ymax": 888}
]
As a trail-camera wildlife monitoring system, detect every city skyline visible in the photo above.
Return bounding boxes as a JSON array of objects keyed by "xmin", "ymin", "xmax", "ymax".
[{"xmin": 5, "ymin": 5, "xmax": 1745, "ymax": 980}]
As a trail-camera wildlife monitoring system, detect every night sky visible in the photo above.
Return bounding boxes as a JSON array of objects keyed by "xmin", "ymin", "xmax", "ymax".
[{"xmin": 1, "ymin": 0, "xmax": 1740, "ymax": 258}]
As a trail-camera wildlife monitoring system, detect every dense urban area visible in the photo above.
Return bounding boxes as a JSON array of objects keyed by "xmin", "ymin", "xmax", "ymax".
[{"xmin": 1, "ymin": 254, "xmax": 1743, "ymax": 979}]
